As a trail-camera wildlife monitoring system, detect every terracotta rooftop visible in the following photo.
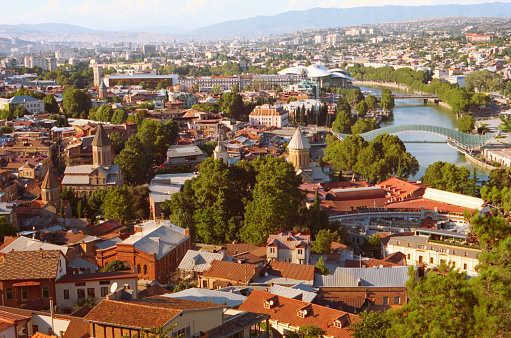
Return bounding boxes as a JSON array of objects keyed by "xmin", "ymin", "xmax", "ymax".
[
  {"xmin": 56, "ymin": 271, "xmax": 137, "ymax": 284},
  {"xmin": 267, "ymin": 260, "xmax": 315, "ymax": 282},
  {"xmin": 386, "ymin": 198, "xmax": 471, "ymax": 214},
  {"xmin": 0, "ymin": 250, "xmax": 62, "ymax": 280},
  {"xmin": 238, "ymin": 290, "xmax": 359, "ymax": 337},
  {"xmin": 202, "ymin": 260, "xmax": 262, "ymax": 284},
  {"xmin": 85, "ymin": 296, "xmax": 223, "ymax": 329}
]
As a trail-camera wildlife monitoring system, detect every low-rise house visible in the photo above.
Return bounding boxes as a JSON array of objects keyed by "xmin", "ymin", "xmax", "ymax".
[
  {"xmin": 383, "ymin": 233, "xmax": 480, "ymax": 276},
  {"xmin": 253, "ymin": 260, "xmax": 316, "ymax": 286},
  {"xmin": 0, "ymin": 250, "xmax": 66, "ymax": 308},
  {"xmin": 315, "ymin": 266, "xmax": 410, "ymax": 289},
  {"xmin": 199, "ymin": 261, "xmax": 264, "ymax": 289},
  {"xmin": 267, "ymin": 231, "xmax": 311, "ymax": 265},
  {"xmin": 96, "ymin": 220, "xmax": 191, "ymax": 283},
  {"xmin": 177, "ymin": 250, "xmax": 227, "ymax": 279},
  {"xmin": 148, "ymin": 173, "xmax": 198, "ymax": 219},
  {"xmin": 238, "ymin": 290, "xmax": 359, "ymax": 338},
  {"xmin": 164, "ymin": 144, "xmax": 207, "ymax": 170},
  {"xmin": 84, "ymin": 296, "xmax": 227, "ymax": 338},
  {"xmin": 55, "ymin": 271, "xmax": 138, "ymax": 310},
  {"xmin": 0, "ymin": 310, "xmax": 30, "ymax": 337},
  {"xmin": 163, "ymin": 288, "xmax": 246, "ymax": 308}
]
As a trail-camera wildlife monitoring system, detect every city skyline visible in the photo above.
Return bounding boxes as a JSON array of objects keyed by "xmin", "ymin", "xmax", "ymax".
[{"xmin": 1, "ymin": 0, "xmax": 510, "ymax": 31}]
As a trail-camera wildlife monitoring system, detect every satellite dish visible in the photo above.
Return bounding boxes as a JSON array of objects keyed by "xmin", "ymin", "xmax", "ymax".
[
  {"xmin": 303, "ymin": 310, "xmax": 308, "ymax": 315},
  {"xmin": 269, "ymin": 300, "xmax": 274, "ymax": 306},
  {"xmin": 110, "ymin": 282, "xmax": 118, "ymax": 293}
]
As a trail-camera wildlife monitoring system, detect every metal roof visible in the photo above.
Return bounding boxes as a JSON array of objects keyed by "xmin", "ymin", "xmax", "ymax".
[
  {"xmin": 178, "ymin": 250, "xmax": 226, "ymax": 273},
  {"xmin": 315, "ymin": 266, "xmax": 410, "ymax": 288},
  {"xmin": 268, "ymin": 284, "xmax": 317, "ymax": 303},
  {"xmin": 162, "ymin": 288, "xmax": 246, "ymax": 308},
  {"xmin": 288, "ymin": 128, "xmax": 311, "ymax": 150}
]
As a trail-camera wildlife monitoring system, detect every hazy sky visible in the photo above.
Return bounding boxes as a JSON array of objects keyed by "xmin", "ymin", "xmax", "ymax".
[{"xmin": 2, "ymin": 0, "xmax": 510, "ymax": 30}]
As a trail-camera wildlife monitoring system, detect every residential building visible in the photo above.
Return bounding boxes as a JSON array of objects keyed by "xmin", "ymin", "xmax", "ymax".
[
  {"xmin": 164, "ymin": 144, "xmax": 207, "ymax": 170},
  {"xmin": 315, "ymin": 266, "xmax": 410, "ymax": 288},
  {"xmin": 249, "ymin": 105, "xmax": 289, "ymax": 128},
  {"xmin": 84, "ymin": 296, "xmax": 226, "ymax": 338},
  {"xmin": 55, "ymin": 271, "xmax": 138, "ymax": 310},
  {"xmin": 267, "ymin": 231, "xmax": 311, "ymax": 265},
  {"xmin": 466, "ymin": 33, "xmax": 494, "ymax": 42},
  {"xmin": 3, "ymin": 139, "xmax": 55, "ymax": 158},
  {"xmin": 148, "ymin": 173, "xmax": 198, "ymax": 219},
  {"xmin": 163, "ymin": 288, "xmax": 246, "ymax": 308},
  {"xmin": 0, "ymin": 96, "xmax": 44, "ymax": 114},
  {"xmin": 238, "ymin": 290, "xmax": 359, "ymax": 338},
  {"xmin": 0, "ymin": 250, "xmax": 66, "ymax": 307},
  {"xmin": 177, "ymin": 250, "xmax": 227, "ymax": 279},
  {"xmin": 0, "ymin": 310, "xmax": 30, "ymax": 337},
  {"xmin": 252, "ymin": 260, "xmax": 316, "ymax": 286},
  {"xmin": 383, "ymin": 234, "xmax": 480, "ymax": 276},
  {"xmin": 199, "ymin": 261, "xmax": 264, "ymax": 289},
  {"xmin": 95, "ymin": 220, "xmax": 191, "ymax": 283}
]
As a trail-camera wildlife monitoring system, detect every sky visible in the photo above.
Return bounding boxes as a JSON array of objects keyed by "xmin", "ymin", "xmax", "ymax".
[{"xmin": 1, "ymin": 0, "xmax": 510, "ymax": 31}]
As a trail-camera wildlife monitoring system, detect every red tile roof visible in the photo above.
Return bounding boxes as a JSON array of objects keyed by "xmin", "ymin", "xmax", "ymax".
[
  {"xmin": 386, "ymin": 198, "xmax": 471, "ymax": 214},
  {"xmin": 56, "ymin": 271, "xmax": 137, "ymax": 284},
  {"xmin": 267, "ymin": 261, "xmax": 315, "ymax": 282},
  {"xmin": 202, "ymin": 260, "xmax": 262, "ymax": 284},
  {"xmin": 238, "ymin": 290, "xmax": 359, "ymax": 338}
]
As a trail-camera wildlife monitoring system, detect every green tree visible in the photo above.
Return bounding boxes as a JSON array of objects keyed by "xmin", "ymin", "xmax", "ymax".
[
  {"xmin": 349, "ymin": 311, "xmax": 390, "ymax": 338},
  {"xmin": 0, "ymin": 216, "xmax": 17, "ymax": 237},
  {"xmin": 0, "ymin": 109, "xmax": 14, "ymax": 121},
  {"xmin": 109, "ymin": 132, "xmax": 125, "ymax": 154},
  {"xmin": 218, "ymin": 92, "xmax": 244, "ymax": 119},
  {"xmin": 115, "ymin": 135, "xmax": 152, "ymax": 186},
  {"xmin": 347, "ymin": 88, "xmax": 364, "ymax": 105},
  {"xmin": 62, "ymin": 88, "xmax": 92, "ymax": 118},
  {"xmin": 111, "ymin": 108, "xmax": 128, "ymax": 124},
  {"xmin": 387, "ymin": 265, "xmax": 477, "ymax": 337},
  {"xmin": 173, "ymin": 281, "xmax": 195, "ymax": 293},
  {"xmin": 360, "ymin": 234, "xmax": 381, "ymax": 259},
  {"xmin": 43, "ymin": 94, "xmax": 59, "ymax": 114},
  {"xmin": 470, "ymin": 93, "xmax": 490, "ymax": 106},
  {"xmin": 315, "ymin": 256, "xmax": 330, "ymax": 275},
  {"xmin": 324, "ymin": 134, "xmax": 368, "ymax": 173},
  {"xmin": 301, "ymin": 190, "xmax": 331, "ymax": 238},
  {"xmin": 0, "ymin": 126, "xmax": 13, "ymax": 134},
  {"xmin": 241, "ymin": 157, "xmax": 303, "ymax": 245},
  {"xmin": 102, "ymin": 186, "xmax": 134, "ymax": 224},
  {"xmin": 100, "ymin": 260, "xmax": 131, "ymax": 272},
  {"xmin": 421, "ymin": 161, "xmax": 473, "ymax": 194},
  {"xmin": 365, "ymin": 95, "xmax": 378, "ymax": 111},
  {"xmin": 379, "ymin": 89, "xmax": 395, "ymax": 112},
  {"xmin": 458, "ymin": 115, "xmax": 475, "ymax": 134},
  {"xmin": 332, "ymin": 110, "xmax": 355, "ymax": 134},
  {"xmin": 355, "ymin": 100, "xmax": 369, "ymax": 118},
  {"xmin": 14, "ymin": 105, "xmax": 29, "ymax": 118},
  {"xmin": 351, "ymin": 118, "xmax": 377, "ymax": 134},
  {"xmin": 312, "ymin": 229, "xmax": 339, "ymax": 254},
  {"xmin": 129, "ymin": 185, "xmax": 150, "ymax": 220}
]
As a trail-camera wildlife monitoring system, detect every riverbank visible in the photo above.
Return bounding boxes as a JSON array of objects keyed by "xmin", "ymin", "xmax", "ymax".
[
  {"xmin": 354, "ymin": 80, "xmax": 454, "ymax": 112},
  {"xmin": 451, "ymin": 143, "xmax": 496, "ymax": 171}
]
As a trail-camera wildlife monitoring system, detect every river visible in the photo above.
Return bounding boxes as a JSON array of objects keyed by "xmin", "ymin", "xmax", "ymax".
[{"xmin": 359, "ymin": 85, "xmax": 490, "ymax": 181}]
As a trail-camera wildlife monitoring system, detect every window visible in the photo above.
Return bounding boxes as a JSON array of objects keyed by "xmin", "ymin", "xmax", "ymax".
[
  {"xmin": 99, "ymin": 281, "xmax": 110, "ymax": 285},
  {"xmin": 394, "ymin": 297, "xmax": 400, "ymax": 304},
  {"xmin": 440, "ymin": 259, "xmax": 446, "ymax": 265},
  {"xmin": 124, "ymin": 284, "xmax": 131, "ymax": 290},
  {"xmin": 269, "ymin": 248, "xmax": 276, "ymax": 254},
  {"xmin": 42, "ymin": 287, "xmax": 49, "ymax": 298},
  {"xmin": 21, "ymin": 287, "xmax": 27, "ymax": 301},
  {"xmin": 383, "ymin": 297, "xmax": 388, "ymax": 305},
  {"xmin": 75, "ymin": 282, "xmax": 86, "ymax": 287},
  {"xmin": 32, "ymin": 325, "xmax": 38, "ymax": 333},
  {"xmin": 5, "ymin": 288, "xmax": 12, "ymax": 300},
  {"xmin": 452, "ymin": 250, "xmax": 456, "ymax": 255},
  {"xmin": 101, "ymin": 287, "xmax": 109, "ymax": 297},
  {"xmin": 297, "ymin": 249, "xmax": 303, "ymax": 255},
  {"xmin": 430, "ymin": 257, "xmax": 434, "ymax": 264},
  {"xmin": 87, "ymin": 288, "xmax": 95, "ymax": 298},
  {"xmin": 407, "ymin": 254, "xmax": 410, "ymax": 260},
  {"xmin": 143, "ymin": 265, "xmax": 148, "ymax": 275},
  {"xmin": 63, "ymin": 290, "xmax": 69, "ymax": 300},
  {"xmin": 334, "ymin": 320, "xmax": 342, "ymax": 328},
  {"xmin": 77, "ymin": 289, "xmax": 85, "ymax": 299}
]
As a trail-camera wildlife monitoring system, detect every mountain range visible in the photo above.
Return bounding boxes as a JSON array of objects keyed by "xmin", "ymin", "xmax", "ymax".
[{"xmin": 0, "ymin": 2, "xmax": 510, "ymax": 42}]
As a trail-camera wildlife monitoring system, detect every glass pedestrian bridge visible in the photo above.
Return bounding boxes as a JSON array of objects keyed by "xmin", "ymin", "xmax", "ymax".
[{"xmin": 332, "ymin": 124, "xmax": 498, "ymax": 151}]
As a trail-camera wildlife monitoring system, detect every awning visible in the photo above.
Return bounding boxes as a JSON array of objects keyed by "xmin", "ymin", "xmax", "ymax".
[{"xmin": 12, "ymin": 281, "xmax": 40, "ymax": 287}]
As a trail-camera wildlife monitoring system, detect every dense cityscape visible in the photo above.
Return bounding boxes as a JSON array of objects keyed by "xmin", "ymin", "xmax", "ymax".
[{"xmin": 0, "ymin": 2, "xmax": 510, "ymax": 338}]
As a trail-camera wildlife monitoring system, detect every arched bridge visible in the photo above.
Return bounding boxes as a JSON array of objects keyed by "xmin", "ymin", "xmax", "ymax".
[
  {"xmin": 365, "ymin": 93, "xmax": 439, "ymax": 100},
  {"xmin": 332, "ymin": 124, "xmax": 498, "ymax": 151}
]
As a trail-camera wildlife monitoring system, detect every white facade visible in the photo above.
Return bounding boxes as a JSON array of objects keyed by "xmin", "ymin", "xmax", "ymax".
[
  {"xmin": 384, "ymin": 235, "xmax": 480, "ymax": 276},
  {"xmin": 249, "ymin": 105, "xmax": 289, "ymax": 128}
]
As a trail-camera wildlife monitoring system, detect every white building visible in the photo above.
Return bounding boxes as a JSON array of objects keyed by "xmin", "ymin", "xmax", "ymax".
[
  {"xmin": 267, "ymin": 231, "xmax": 311, "ymax": 265},
  {"xmin": 249, "ymin": 104, "xmax": 289, "ymax": 128},
  {"xmin": 0, "ymin": 96, "xmax": 44, "ymax": 114}
]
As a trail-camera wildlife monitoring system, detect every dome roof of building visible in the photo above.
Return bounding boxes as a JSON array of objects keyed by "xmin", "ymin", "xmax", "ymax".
[
  {"xmin": 330, "ymin": 72, "xmax": 356, "ymax": 81},
  {"xmin": 288, "ymin": 128, "xmax": 311, "ymax": 150},
  {"xmin": 277, "ymin": 66, "xmax": 307, "ymax": 76},
  {"xmin": 307, "ymin": 64, "xmax": 329, "ymax": 71},
  {"xmin": 214, "ymin": 143, "xmax": 227, "ymax": 153},
  {"xmin": 306, "ymin": 67, "xmax": 331, "ymax": 78}
]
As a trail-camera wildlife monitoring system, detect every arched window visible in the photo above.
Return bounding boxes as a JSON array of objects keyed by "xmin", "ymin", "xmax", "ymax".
[
  {"xmin": 143, "ymin": 265, "xmax": 148, "ymax": 275},
  {"xmin": 137, "ymin": 264, "xmax": 141, "ymax": 274}
]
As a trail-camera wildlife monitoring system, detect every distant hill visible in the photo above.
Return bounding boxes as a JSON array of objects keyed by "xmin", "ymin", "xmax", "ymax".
[
  {"xmin": 184, "ymin": 2, "xmax": 511, "ymax": 39},
  {"xmin": 0, "ymin": 2, "xmax": 510, "ymax": 42},
  {"xmin": 16, "ymin": 23, "xmax": 96, "ymax": 34}
]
